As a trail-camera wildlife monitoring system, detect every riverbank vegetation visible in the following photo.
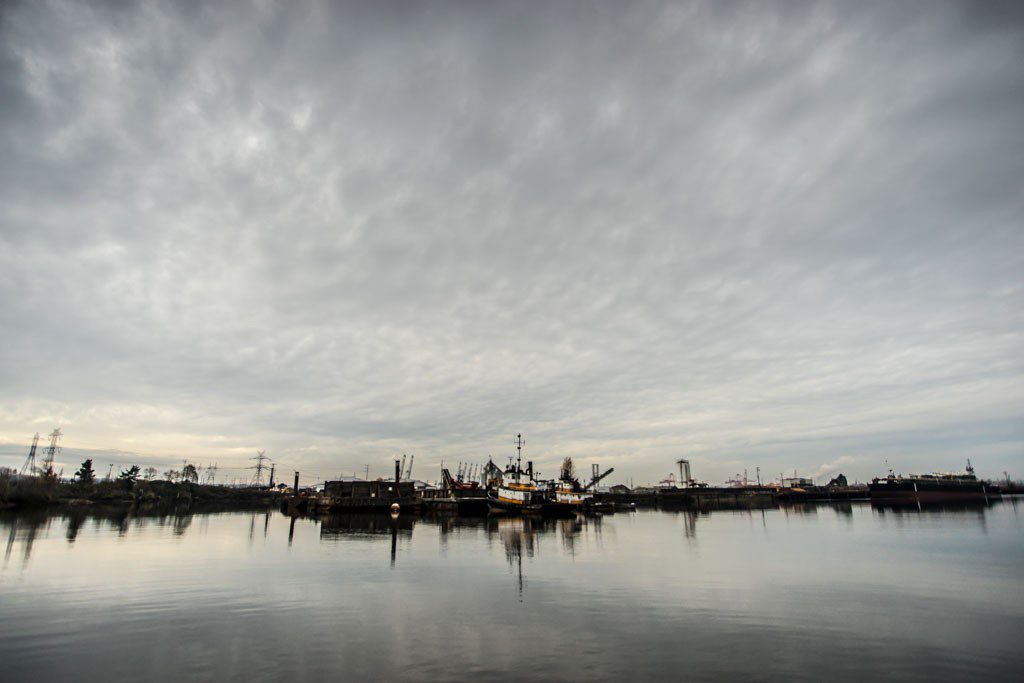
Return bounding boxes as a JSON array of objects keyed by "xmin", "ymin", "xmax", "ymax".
[{"xmin": 0, "ymin": 462, "xmax": 277, "ymax": 510}]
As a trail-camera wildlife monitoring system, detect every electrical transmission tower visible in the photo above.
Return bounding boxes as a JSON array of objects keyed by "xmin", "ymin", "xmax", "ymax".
[
  {"xmin": 203, "ymin": 463, "xmax": 218, "ymax": 485},
  {"xmin": 39, "ymin": 428, "xmax": 62, "ymax": 477},
  {"xmin": 249, "ymin": 450, "xmax": 272, "ymax": 487},
  {"xmin": 21, "ymin": 432, "xmax": 40, "ymax": 476}
]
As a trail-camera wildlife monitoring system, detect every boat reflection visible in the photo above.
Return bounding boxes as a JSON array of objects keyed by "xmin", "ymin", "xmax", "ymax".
[
  {"xmin": 487, "ymin": 516, "xmax": 546, "ymax": 599},
  {"xmin": 870, "ymin": 500, "xmax": 999, "ymax": 514},
  {"xmin": 318, "ymin": 512, "xmax": 415, "ymax": 567}
]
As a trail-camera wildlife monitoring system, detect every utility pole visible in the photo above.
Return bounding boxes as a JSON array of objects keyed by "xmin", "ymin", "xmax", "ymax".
[{"xmin": 21, "ymin": 432, "xmax": 40, "ymax": 476}]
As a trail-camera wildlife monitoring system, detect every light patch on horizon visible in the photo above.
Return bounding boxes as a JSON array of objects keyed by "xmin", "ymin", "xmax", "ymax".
[{"xmin": 1, "ymin": 0, "xmax": 1022, "ymax": 485}]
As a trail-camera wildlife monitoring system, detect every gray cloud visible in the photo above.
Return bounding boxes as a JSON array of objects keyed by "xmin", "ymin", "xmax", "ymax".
[{"xmin": 1, "ymin": 0, "xmax": 1022, "ymax": 485}]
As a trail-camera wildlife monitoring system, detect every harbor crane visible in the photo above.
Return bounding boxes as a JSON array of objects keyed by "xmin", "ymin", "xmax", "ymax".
[
  {"xmin": 677, "ymin": 459, "xmax": 692, "ymax": 488},
  {"xmin": 583, "ymin": 465, "xmax": 615, "ymax": 491}
]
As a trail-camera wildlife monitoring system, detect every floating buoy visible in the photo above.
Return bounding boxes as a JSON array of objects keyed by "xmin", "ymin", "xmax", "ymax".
[{"xmin": 390, "ymin": 503, "xmax": 400, "ymax": 514}]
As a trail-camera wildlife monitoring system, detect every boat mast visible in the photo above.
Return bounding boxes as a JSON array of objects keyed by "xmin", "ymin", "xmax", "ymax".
[{"xmin": 515, "ymin": 433, "xmax": 524, "ymax": 483}]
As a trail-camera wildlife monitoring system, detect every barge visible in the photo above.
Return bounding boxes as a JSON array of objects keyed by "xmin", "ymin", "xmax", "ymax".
[{"xmin": 869, "ymin": 460, "xmax": 999, "ymax": 504}]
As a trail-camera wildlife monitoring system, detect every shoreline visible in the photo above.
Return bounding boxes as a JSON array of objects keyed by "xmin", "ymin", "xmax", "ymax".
[{"xmin": 0, "ymin": 476, "xmax": 280, "ymax": 512}]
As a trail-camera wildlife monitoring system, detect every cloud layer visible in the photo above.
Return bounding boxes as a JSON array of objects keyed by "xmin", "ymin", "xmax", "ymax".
[{"xmin": 1, "ymin": 1, "xmax": 1022, "ymax": 484}]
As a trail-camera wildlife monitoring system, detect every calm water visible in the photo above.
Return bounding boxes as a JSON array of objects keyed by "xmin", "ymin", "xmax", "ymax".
[{"xmin": 2, "ymin": 501, "xmax": 1022, "ymax": 682}]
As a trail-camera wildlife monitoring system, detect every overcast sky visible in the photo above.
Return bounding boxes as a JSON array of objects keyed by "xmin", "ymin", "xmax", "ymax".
[{"xmin": 1, "ymin": 0, "xmax": 1022, "ymax": 486}]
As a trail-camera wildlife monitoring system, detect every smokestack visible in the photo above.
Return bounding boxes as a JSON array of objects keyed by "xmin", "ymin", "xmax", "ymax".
[
  {"xmin": 293, "ymin": 471, "xmax": 299, "ymax": 493},
  {"xmin": 395, "ymin": 459, "xmax": 401, "ymax": 484},
  {"xmin": 527, "ymin": 461, "xmax": 533, "ymax": 479}
]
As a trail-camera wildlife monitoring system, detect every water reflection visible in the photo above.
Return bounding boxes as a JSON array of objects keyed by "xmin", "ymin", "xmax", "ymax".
[
  {"xmin": 782, "ymin": 503, "xmax": 820, "ymax": 517},
  {"xmin": 1, "ymin": 501, "xmax": 1022, "ymax": 682},
  {"xmin": 485, "ymin": 516, "xmax": 562, "ymax": 599},
  {"xmin": 5, "ymin": 511, "xmax": 47, "ymax": 565},
  {"xmin": 660, "ymin": 508, "xmax": 702, "ymax": 539},
  {"xmin": 870, "ymin": 500, "xmax": 998, "ymax": 514},
  {"xmin": 871, "ymin": 500, "xmax": 993, "ymax": 533},
  {"xmin": 319, "ymin": 512, "xmax": 416, "ymax": 567},
  {"xmin": 1, "ymin": 504, "xmax": 251, "ymax": 567},
  {"xmin": 832, "ymin": 502, "xmax": 854, "ymax": 518},
  {"xmin": 3, "ymin": 500, "xmax": 1017, "ymax": 565}
]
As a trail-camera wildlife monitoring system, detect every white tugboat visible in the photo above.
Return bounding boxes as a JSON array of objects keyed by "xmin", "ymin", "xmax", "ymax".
[
  {"xmin": 488, "ymin": 435, "xmax": 575, "ymax": 517},
  {"xmin": 553, "ymin": 457, "xmax": 589, "ymax": 508}
]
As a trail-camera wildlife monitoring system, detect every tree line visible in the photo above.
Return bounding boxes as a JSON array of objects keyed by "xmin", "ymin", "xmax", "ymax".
[{"xmin": 73, "ymin": 459, "xmax": 201, "ymax": 485}]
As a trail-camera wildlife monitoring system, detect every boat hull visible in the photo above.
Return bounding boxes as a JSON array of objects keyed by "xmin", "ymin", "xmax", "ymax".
[
  {"xmin": 487, "ymin": 496, "xmax": 577, "ymax": 517},
  {"xmin": 487, "ymin": 497, "xmax": 544, "ymax": 515}
]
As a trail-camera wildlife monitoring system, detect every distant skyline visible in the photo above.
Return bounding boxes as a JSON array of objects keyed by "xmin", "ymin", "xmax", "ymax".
[{"xmin": 1, "ymin": 1, "xmax": 1022, "ymax": 486}]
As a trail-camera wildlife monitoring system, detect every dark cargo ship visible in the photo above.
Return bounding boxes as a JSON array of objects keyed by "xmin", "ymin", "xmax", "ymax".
[{"xmin": 869, "ymin": 460, "xmax": 998, "ymax": 504}]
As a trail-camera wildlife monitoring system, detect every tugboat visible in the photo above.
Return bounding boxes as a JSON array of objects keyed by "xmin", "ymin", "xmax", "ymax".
[
  {"xmin": 555, "ymin": 457, "xmax": 619, "ymax": 513},
  {"xmin": 553, "ymin": 457, "xmax": 589, "ymax": 509},
  {"xmin": 488, "ymin": 435, "xmax": 576, "ymax": 517},
  {"xmin": 869, "ymin": 460, "xmax": 999, "ymax": 504}
]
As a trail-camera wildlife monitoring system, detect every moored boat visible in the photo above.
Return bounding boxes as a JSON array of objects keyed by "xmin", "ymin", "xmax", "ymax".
[
  {"xmin": 553, "ymin": 457, "xmax": 590, "ymax": 509},
  {"xmin": 487, "ymin": 435, "xmax": 577, "ymax": 517},
  {"xmin": 869, "ymin": 460, "xmax": 999, "ymax": 504},
  {"xmin": 488, "ymin": 434, "xmax": 541, "ymax": 514},
  {"xmin": 489, "ymin": 479, "xmax": 545, "ymax": 514}
]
